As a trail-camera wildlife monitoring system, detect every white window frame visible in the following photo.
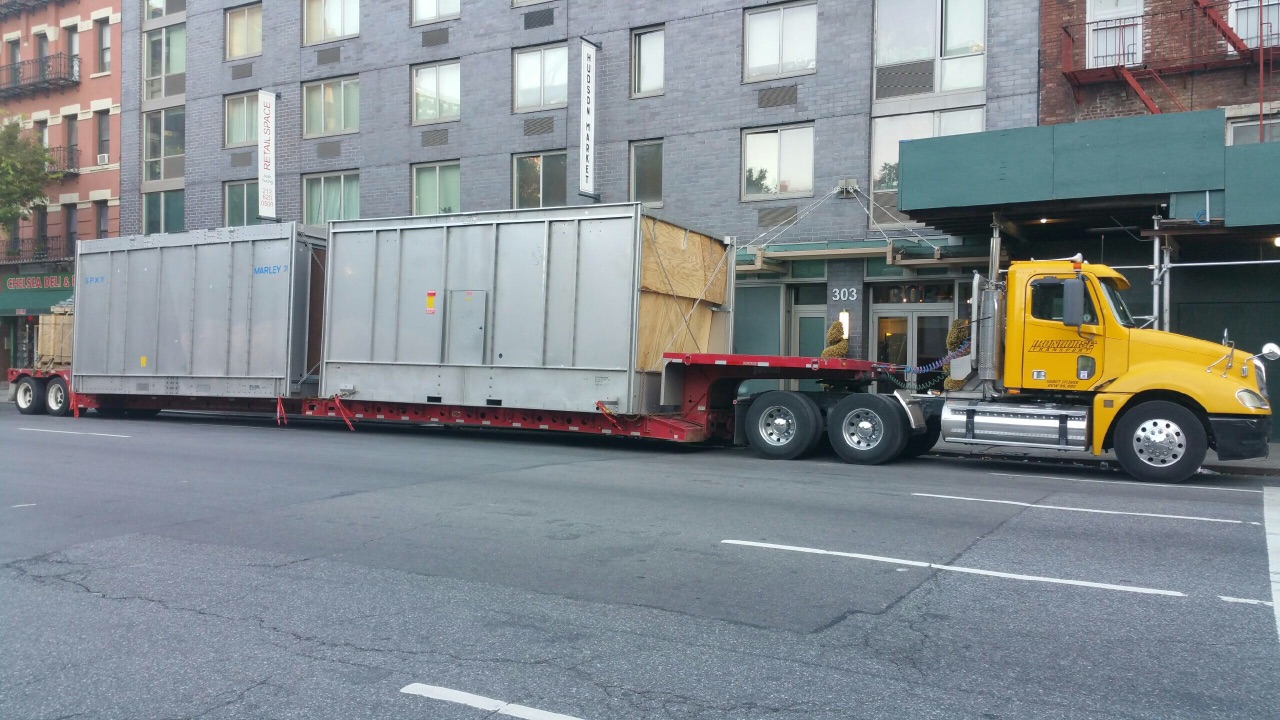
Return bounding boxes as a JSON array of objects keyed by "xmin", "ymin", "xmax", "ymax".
[
  {"xmin": 870, "ymin": 106, "xmax": 985, "ymax": 226},
  {"xmin": 304, "ymin": 0, "xmax": 359, "ymax": 46},
  {"xmin": 224, "ymin": 180, "xmax": 261, "ymax": 226},
  {"xmin": 224, "ymin": 92, "xmax": 258, "ymax": 148},
  {"xmin": 303, "ymin": 171, "xmax": 360, "ymax": 223},
  {"xmin": 512, "ymin": 44, "xmax": 568, "ymax": 113},
  {"xmin": 225, "ymin": 3, "xmax": 263, "ymax": 60},
  {"xmin": 1228, "ymin": 0, "xmax": 1280, "ymax": 50},
  {"xmin": 303, "ymin": 76, "xmax": 360, "ymax": 138},
  {"xmin": 143, "ymin": 106, "xmax": 185, "ymax": 181},
  {"xmin": 740, "ymin": 123, "xmax": 815, "ymax": 202},
  {"xmin": 143, "ymin": 24, "xmax": 185, "ymax": 100},
  {"xmin": 631, "ymin": 26, "xmax": 664, "ymax": 98},
  {"xmin": 1226, "ymin": 115, "xmax": 1279, "ymax": 145},
  {"xmin": 629, "ymin": 139, "xmax": 663, "ymax": 207},
  {"xmin": 95, "ymin": 18, "xmax": 110, "ymax": 73},
  {"xmin": 145, "ymin": 0, "xmax": 185, "ymax": 21},
  {"xmin": 412, "ymin": 161, "xmax": 462, "ymax": 216},
  {"xmin": 873, "ymin": 0, "xmax": 988, "ymax": 98},
  {"xmin": 413, "ymin": 0, "xmax": 460, "ymax": 25},
  {"xmin": 743, "ymin": 1, "xmax": 818, "ymax": 83},
  {"xmin": 412, "ymin": 60, "xmax": 461, "ymax": 125},
  {"xmin": 142, "ymin": 190, "xmax": 184, "ymax": 236},
  {"xmin": 1085, "ymin": 0, "xmax": 1144, "ymax": 69},
  {"xmin": 512, "ymin": 151, "xmax": 567, "ymax": 209}
]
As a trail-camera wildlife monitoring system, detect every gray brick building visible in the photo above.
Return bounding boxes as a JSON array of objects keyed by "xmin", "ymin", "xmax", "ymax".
[{"xmin": 120, "ymin": 0, "xmax": 1039, "ymax": 368}]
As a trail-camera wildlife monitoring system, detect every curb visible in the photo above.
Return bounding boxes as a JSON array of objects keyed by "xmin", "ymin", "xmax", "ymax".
[{"xmin": 927, "ymin": 449, "xmax": 1280, "ymax": 478}]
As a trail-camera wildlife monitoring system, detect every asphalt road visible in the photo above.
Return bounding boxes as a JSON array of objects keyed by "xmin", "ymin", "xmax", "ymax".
[{"xmin": 1, "ymin": 403, "xmax": 1278, "ymax": 720}]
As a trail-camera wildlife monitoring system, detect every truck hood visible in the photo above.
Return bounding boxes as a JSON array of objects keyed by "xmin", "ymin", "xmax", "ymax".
[{"xmin": 1128, "ymin": 328, "xmax": 1251, "ymax": 367}]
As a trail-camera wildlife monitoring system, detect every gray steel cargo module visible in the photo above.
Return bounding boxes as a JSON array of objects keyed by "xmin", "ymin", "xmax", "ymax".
[
  {"xmin": 321, "ymin": 204, "xmax": 732, "ymax": 414},
  {"xmin": 72, "ymin": 224, "xmax": 324, "ymax": 398}
]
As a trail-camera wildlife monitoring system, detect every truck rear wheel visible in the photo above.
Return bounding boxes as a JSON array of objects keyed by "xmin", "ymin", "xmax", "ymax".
[
  {"xmin": 745, "ymin": 391, "xmax": 823, "ymax": 460},
  {"xmin": 1114, "ymin": 401, "xmax": 1207, "ymax": 483},
  {"xmin": 45, "ymin": 377, "xmax": 71, "ymax": 417},
  {"xmin": 827, "ymin": 394, "xmax": 909, "ymax": 465},
  {"xmin": 15, "ymin": 377, "xmax": 46, "ymax": 415}
]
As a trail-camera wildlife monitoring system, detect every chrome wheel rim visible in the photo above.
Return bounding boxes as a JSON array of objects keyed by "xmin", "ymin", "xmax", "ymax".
[
  {"xmin": 47, "ymin": 384, "xmax": 65, "ymax": 411},
  {"xmin": 1132, "ymin": 418, "xmax": 1185, "ymax": 467},
  {"xmin": 842, "ymin": 409, "xmax": 884, "ymax": 451},
  {"xmin": 757, "ymin": 406, "xmax": 798, "ymax": 446},
  {"xmin": 16, "ymin": 383, "xmax": 33, "ymax": 409}
]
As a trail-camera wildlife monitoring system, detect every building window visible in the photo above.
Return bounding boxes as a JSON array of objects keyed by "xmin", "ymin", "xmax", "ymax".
[
  {"xmin": 874, "ymin": 0, "xmax": 986, "ymax": 98},
  {"xmin": 95, "ymin": 19, "xmax": 110, "ymax": 73},
  {"xmin": 303, "ymin": 172, "xmax": 359, "ymax": 223},
  {"xmin": 412, "ymin": 61, "xmax": 460, "ymax": 124},
  {"xmin": 303, "ymin": 77, "xmax": 359, "ymax": 137},
  {"xmin": 143, "ymin": 107, "xmax": 185, "ymax": 181},
  {"xmin": 142, "ymin": 190, "xmax": 185, "ymax": 235},
  {"xmin": 34, "ymin": 206, "xmax": 47, "ymax": 240},
  {"xmin": 1230, "ymin": 0, "xmax": 1280, "ymax": 49},
  {"xmin": 146, "ymin": 0, "xmax": 186, "ymax": 19},
  {"xmin": 630, "ymin": 140, "xmax": 663, "ymax": 206},
  {"xmin": 513, "ymin": 152, "xmax": 567, "ymax": 209},
  {"xmin": 226, "ymin": 4, "xmax": 263, "ymax": 60},
  {"xmin": 64, "ymin": 116, "xmax": 78, "ymax": 154},
  {"xmin": 744, "ymin": 2, "xmax": 817, "ymax": 82},
  {"xmin": 870, "ymin": 107, "xmax": 983, "ymax": 224},
  {"xmin": 413, "ymin": 162, "xmax": 461, "ymax": 215},
  {"xmin": 34, "ymin": 120, "xmax": 48, "ymax": 147},
  {"xmin": 95, "ymin": 110, "xmax": 110, "ymax": 162},
  {"xmin": 225, "ymin": 181, "xmax": 261, "ymax": 226},
  {"xmin": 514, "ymin": 44, "xmax": 568, "ymax": 112},
  {"xmin": 95, "ymin": 201, "xmax": 109, "ymax": 238},
  {"xmin": 63, "ymin": 204, "xmax": 77, "ymax": 248},
  {"xmin": 1085, "ymin": 0, "xmax": 1142, "ymax": 69},
  {"xmin": 66, "ymin": 28, "xmax": 79, "ymax": 79},
  {"xmin": 742, "ymin": 125, "xmax": 813, "ymax": 200},
  {"xmin": 632, "ymin": 27, "xmax": 664, "ymax": 97},
  {"xmin": 144, "ymin": 25, "xmax": 186, "ymax": 99},
  {"xmin": 304, "ymin": 0, "xmax": 359, "ymax": 45},
  {"xmin": 1228, "ymin": 116, "xmax": 1279, "ymax": 144},
  {"xmin": 414, "ymin": 0, "xmax": 459, "ymax": 24},
  {"xmin": 224, "ymin": 93, "xmax": 258, "ymax": 147}
]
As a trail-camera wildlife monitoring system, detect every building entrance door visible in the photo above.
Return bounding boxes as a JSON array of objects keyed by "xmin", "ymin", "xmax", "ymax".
[
  {"xmin": 871, "ymin": 310, "xmax": 952, "ymax": 391},
  {"xmin": 791, "ymin": 304, "xmax": 827, "ymax": 391}
]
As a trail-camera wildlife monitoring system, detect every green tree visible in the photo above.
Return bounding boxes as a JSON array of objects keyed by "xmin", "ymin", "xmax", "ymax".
[{"xmin": 0, "ymin": 118, "xmax": 56, "ymax": 233}]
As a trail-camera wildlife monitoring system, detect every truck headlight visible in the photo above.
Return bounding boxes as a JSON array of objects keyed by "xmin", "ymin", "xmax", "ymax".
[
  {"xmin": 1236, "ymin": 388, "xmax": 1270, "ymax": 410},
  {"xmin": 1256, "ymin": 359, "xmax": 1268, "ymax": 397}
]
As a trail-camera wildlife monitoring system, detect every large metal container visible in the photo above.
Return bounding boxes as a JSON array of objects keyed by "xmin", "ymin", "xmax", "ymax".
[
  {"xmin": 73, "ymin": 223, "xmax": 324, "ymax": 398},
  {"xmin": 321, "ymin": 204, "xmax": 731, "ymax": 414}
]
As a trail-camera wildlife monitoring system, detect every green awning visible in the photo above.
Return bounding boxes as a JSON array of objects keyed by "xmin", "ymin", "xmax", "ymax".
[{"xmin": 0, "ymin": 286, "xmax": 72, "ymax": 315}]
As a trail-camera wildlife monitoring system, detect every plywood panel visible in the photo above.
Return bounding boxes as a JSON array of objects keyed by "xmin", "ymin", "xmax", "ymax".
[
  {"xmin": 635, "ymin": 291, "xmax": 715, "ymax": 371},
  {"xmin": 37, "ymin": 310, "xmax": 73, "ymax": 367},
  {"xmin": 639, "ymin": 218, "xmax": 728, "ymax": 305}
]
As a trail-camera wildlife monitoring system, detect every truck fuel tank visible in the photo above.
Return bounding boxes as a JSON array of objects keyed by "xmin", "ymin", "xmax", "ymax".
[{"xmin": 941, "ymin": 400, "xmax": 1089, "ymax": 451}]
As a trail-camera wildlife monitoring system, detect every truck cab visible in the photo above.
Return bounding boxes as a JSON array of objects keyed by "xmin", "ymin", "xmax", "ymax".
[{"xmin": 941, "ymin": 259, "xmax": 1274, "ymax": 482}]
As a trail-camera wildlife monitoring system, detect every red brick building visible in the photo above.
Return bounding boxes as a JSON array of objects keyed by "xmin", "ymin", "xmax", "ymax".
[
  {"xmin": 1042, "ymin": 0, "xmax": 1277, "ymax": 136},
  {"xmin": 0, "ymin": 0, "xmax": 120, "ymax": 373}
]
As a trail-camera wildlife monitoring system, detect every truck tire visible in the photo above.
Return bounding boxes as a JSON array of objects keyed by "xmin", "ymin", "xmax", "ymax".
[
  {"xmin": 15, "ymin": 377, "xmax": 46, "ymax": 415},
  {"xmin": 826, "ymin": 394, "xmax": 909, "ymax": 465},
  {"xmin": 899, "ymin": 415, "xmax": 942, "ymax": 460},
  {"xmin": 745, "ymin": 391, "xmax": 823, "ymax": 460},
  {"xmin": 1113, "ymin": 401, "xmax": 1207, "ymax": 483},
  {"xmin": 45, "ymin": 377, "xmax": 71, "ymax": 417}
]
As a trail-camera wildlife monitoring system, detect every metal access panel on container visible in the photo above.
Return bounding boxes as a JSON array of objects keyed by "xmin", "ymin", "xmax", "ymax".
[
  {"xmin": 321, "ymin": 205, "xmax": 652, "ymax": 413},
  {"xmin": 72, "ymin": 223, "xmax": 323, "ymax": 398}
]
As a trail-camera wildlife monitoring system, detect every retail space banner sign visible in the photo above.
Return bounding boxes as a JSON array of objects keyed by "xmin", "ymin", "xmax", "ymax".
[
  {"xmin": 258, "ymin": 90, "xmax": 277, "ymax": 219},
  {"xmin": 579, "ymin": 38, "xmax": 598, "ymax": 198}
]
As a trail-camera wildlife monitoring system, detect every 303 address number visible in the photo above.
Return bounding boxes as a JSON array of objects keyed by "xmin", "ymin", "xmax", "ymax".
[{"xmin": 831, "ymin": 288, "xmax": 859, "ymax": 302}]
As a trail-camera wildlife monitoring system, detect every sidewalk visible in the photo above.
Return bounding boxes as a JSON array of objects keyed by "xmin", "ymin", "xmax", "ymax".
[{"xmin": 928, "ymin": 441, "xmax": 1280, "ymax": 477}]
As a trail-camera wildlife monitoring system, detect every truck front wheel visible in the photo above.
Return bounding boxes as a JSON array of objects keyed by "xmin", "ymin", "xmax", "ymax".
[
  {"xmin": 15, "ymin": 377, "xmax": 46, "ymax": 415},
  {"xmin": 745, "ymin": 391, "xmax": 823, "ymax": 460},
  {"xmin": 826, "ymin": 394, "xmax": 909, "ymax": 465},
  {"xmin": 1114, "ymin": 401, "xmax": 1207, "ymax": 483}
]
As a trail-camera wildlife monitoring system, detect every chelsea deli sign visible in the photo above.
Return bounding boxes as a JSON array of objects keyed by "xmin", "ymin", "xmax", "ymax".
[{"xmin": 578, "ymin": 38, "xmax": 599, "ymax": 199}]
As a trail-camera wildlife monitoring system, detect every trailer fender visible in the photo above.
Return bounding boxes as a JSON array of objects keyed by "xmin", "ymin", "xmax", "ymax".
[
  {"xmin": 6, "ymin": 380, "xmax": 17, "ymax": 403},
  {"xmin": 891, "ymin": 389, "xmax": 927, "ymax": 432}
]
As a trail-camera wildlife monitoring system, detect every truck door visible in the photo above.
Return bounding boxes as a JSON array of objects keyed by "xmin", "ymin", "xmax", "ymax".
[{"xmin": 1022, "ymin": 276, "xmax": 1105, "ymax": 391}]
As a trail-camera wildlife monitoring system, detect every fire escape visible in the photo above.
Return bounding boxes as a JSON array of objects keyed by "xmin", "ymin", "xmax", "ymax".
[{"xmin": 1062, "ymin": 0, "xmax": 1277, "ymax": 115}]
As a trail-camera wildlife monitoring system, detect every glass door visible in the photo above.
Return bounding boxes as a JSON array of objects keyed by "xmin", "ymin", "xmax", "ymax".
[
  {"xmin": 870, "ymin": 311, "xmax": 953, "ymax": 392},
  {"xmin": 792, "ymin": 306, "xmax": 827, "ymax": 391}
]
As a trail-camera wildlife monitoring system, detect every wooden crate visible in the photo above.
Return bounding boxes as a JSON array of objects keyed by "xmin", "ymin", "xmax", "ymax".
[
  {"xmin": 635, "ymin": 217, "xmax": 730, "ymax": 371},
  {"xmin": 37, "ymin": 309, "xmax": 74, "ymax": 368}
]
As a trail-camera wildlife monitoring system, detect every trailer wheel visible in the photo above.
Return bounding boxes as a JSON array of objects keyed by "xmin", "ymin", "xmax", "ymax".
[
  {"xmin": 826, "ymin": 394, "xmax": 909, "ymax": 465},
  {"xmin": 745, "ymin": 391, "xmax": 823, "ymax": 460},
  {"xmin": 45, "ymin": 377, "xmax": 71, "ymax": 417},
  {"xmin": 1113, "ymin": 401, "xmax": 1207, "ymax": 483},
  {"xmin": 15, "ymin": 377, "xmax": 47, "ymax": 415},
  {"xmin": 899, "ymin": 415, "xmax": 942, "ymax": 460}
]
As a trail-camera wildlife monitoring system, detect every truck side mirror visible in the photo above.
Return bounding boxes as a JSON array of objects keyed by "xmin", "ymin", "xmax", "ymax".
[{"xmin": 1062, "ymin": 278, "xmax": 1086, "ymax": 328}]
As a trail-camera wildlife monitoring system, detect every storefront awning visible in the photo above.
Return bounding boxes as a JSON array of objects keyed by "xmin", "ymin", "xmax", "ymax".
[{"xmin": 0, "ymin": 286, "xmax": 73, "ymax": 315}]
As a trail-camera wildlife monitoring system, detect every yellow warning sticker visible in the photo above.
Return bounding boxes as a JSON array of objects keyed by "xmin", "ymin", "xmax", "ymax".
[{"xmin": 140, "ymin": 356, "xmax": 147, "ymax": 367}]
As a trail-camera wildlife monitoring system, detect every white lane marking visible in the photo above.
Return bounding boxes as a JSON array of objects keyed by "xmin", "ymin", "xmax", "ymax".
[
  {"xmin": 1264, "ymin": 488, "xmax": 1280, "ymax": 641},
  {"xmin": 401, "ymin": 684, "xmax": 586, "ymax": 720},
  {"xmin": 1219, "ymin": 596, "xmax": 1275, "ymax": 607},
  {"xmin": 10, "ymin": 504, "xmax": 36, "ymax": 508},
  {"xmin": 991, "ymin": 472, "xmax": 1265, "ymax": 494},
  {"xmin": 914, "ymin": 492, "xmax": 1252, "ymax": 525},
  {"xmin": 18, "ymin": 428, "xmax": 131, "ymax": 439},
  {"xmin": 721, "ymin": 540, "xmax": 1185, "ymax": 597}
]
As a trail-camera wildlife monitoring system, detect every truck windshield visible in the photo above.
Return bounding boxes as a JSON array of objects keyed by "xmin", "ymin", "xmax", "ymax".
[{"xmin": 1100, "ymin": 279, "xmax": 1136, "ymax": 328}]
